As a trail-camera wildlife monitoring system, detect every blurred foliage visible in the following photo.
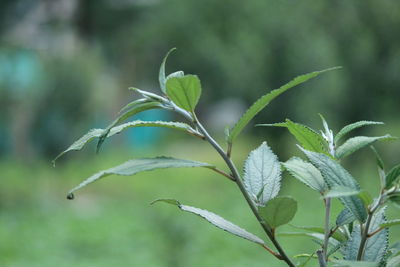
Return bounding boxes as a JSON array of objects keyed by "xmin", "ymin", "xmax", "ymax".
[{"xmin": 1, "ymin": 0, "xmax": 400, "ymax": 158}]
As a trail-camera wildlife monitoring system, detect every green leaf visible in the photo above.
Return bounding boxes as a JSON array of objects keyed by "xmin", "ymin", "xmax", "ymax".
[
  {"xmin": 159, "ymin": 47, "xmax": 176, "ymax": 94},
  {"xmin": 53, "ymin": 120, "xmax": 199, "ymax": 165},
  {"xmin": 166, "ymin": 70, "xmax": 185, "ymax": 80},
  {"xmin": 283, "ymin": 157, "xmax": 326, "ymax": 193},
  {"xmin": 166, "ymin": 75, "xmax": 202, "ymax": 112},
  {"xmin": 97, "ymin": 100, "xmax": 164, "ymax": 152},
  {"xmin": 259, "ymin": 196, "xmax": 297, "ymax": 229},
  {"xmin": 358, "ymin": 191, "xmax": 373, "ymax": 207},
  {"xmin": 259, "ymin": 119, "xmax": 328, "ymax": 154},
  {"xmin": 279, "ymin": 232, "xmax": 340, "ymax": 248},
  {"xmin": 345, "ymin": 208, "xmax": 388, "ymax": 262},
  {"xmin": 227, "ymin": 67, "xmax": 341, "ymax": 143},
  {"xmin": 67, "ymin": 157, "xmax": 213, "ymax": 198},
  {"xmin": 336, "ymin": 135, "xmax": 395, "ymax": 159},
  {"xmin": 385, "ymin": 164, "xmax": 400, "ymax": 189},
  {"xmin": 336, "ymin": 208, "xmax": 356, "ymax": 227},
  {"xmin": 243, "ymin": 142, "xmax": 281, "ymax": 205},
  {"xmin": 380, "ymin": 219, "xmax": 400, "ymax": 229},
  {"xmin": 333, "ymin": 260, "xmax": 379, "ymax": 267},
  {"xmin": 300, "ymin": 148, "xmax": 367, "ymax": 222},
  {"xmin": 370, "ymin": 146, "xmax": 385, "ymax": 170},
  {"xmin": 387, "ymin": 255, "xmax": 400, "ymax": 267},
  {"xmin": 334, "ymin": 121, "xmax": 384, "ymax": 144},
  {"xmin": 290, "ymin": 225, "xmax": 347, "ymax": 242},
  {"xmin": 152, "ymin": 199, "xmax": 266, "ymax": 245},
  {"xmin": 323, "ymin": 186, "xmax": 360, "ymax": 199}
]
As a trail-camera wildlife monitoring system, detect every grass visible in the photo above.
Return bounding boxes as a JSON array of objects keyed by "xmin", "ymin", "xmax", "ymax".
[{"xmin": 1, "ymin": 138, "xmax": 399, "ymax": 267}]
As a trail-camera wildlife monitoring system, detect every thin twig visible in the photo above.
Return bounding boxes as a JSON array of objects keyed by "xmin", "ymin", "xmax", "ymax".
[
  {"xmin": 261, "ymin": 244, "xmax": 284, "ymax": 260},
  {"xmin": 322, "ymin": 198, "xmax": 332, "ymax": 263},
  {"xmin": 208, "ymin": 167, "xmax": 235, "ymax": 181}
]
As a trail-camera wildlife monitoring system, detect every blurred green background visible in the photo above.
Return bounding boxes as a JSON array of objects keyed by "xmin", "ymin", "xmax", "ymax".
[{"xmin": 1, "ymin": 0, "xmax": 400, "ymax": 266}]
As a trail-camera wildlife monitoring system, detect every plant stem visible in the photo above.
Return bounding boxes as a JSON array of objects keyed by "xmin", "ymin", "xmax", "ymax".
[
  {"xmin": 193, "ymin": 116, "xmax": 295, "ymax": 267},
  {"xmin": 322, "ymin": 198, "xmax": 331, "ymax": 263},
  {"xmin": 317, "ymin": 249, "xmax": 327, "ymax": 267},
  {"xmin": 209, "ymin": 167, "xmax": 235, "ymax": 181}
]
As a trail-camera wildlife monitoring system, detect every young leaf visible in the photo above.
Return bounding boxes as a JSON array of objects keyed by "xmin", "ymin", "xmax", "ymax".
[
  {"xmin": 67, "ymin": 157, "xmax": 213, "ymax": 198},
  {"xmin": 370, "ymin": 146, "xmax": 385, "ymax": 171},
  {"xmin": 334, "ymin": 121, "xmax": 384, "ymax": 144},
  {"xmin": 380, "ymin": 219, "xmax": 400, "ymax": 229},
  {"xmin": 282, "ymin": 157, "xmax": 327, "ymax": 193},
  {"xmin": 166, "ymin": 75, "xmax": 202, "ymax": 112},
  {"xmin": 345, "ymin": 208, "xmax": 388, "ymax": 262},
  {"xmin": 243, "ymin": 142, "xmax": 281, "ymax": 205},
  {"xmin": 259, "ymin": 119, "xmax": 328, "ymax": 154},
  {"xmin": 166, "ymin": 70, "xmax": 184, "ymax": 80},
  {"xmin": 290, "ymin": 225, "xmax": 347, "ymax": 242},
  {"xmin": 258, "ymin": 196, "xmax": 297, "ymax": 229},
  {"xmin": 300, "ymin": 148, "xmax": 367, "ymax": 222},
  {"xmin": 159, "ymin": 47, "xmax": 176, "ymax": 94},
  {"xmin": 336, "ymin": 135, "xmax": 395, "ymax": 159},
  {"xmin": 53, "ymin": 121, "xmax": 200, "ymax": 164},
  {"xmin": 385, "ymin": 164, "xmax": 400, "ymax": 189},
  {"xmin": 227, "ymin": 67, "xmax": 341, "ymax": 143},
  {"xmin": 97, "ymin": 101, "xmax": 164, "ymax": 152},
  {"xmin": 152, "ymin": 199, "xmax": 266, "ymax": 245},
  {"xmin": 323, "ymin": 186, "xmax": 360, "ymax": 199},
  {"xmin": 336, "ymin": 208, "xmax": 356, "ymax": 227}
]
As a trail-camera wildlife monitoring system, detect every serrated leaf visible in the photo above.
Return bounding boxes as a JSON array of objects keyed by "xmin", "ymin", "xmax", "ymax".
[
  {"xmin": 53, "ymin": 121, "xmax": 199, "ymax": 164},
  {"xmin": 259, "ymin": 196, "xmax": 297, "ymax": 228},
  {"xmin": 290, "ymin": 225, "xmax": 347, "ymax": 242},
  {"xmin": 243, "ymin": 142, "xmax": 281, "ymax": 205},
  {"xmin": 345, "ymin": 208, "xmax": 388, "ymax": 262},
  {"xmin": 166, "ymin": 75, "xmax": 202, "ymax": 112},
  {"xmin": 67, "ymin": 157, "xmax": 213, "ymax": 198},
  {"xmin": 385, "ymin": 164, "xmax": 400, "ymax": 189},
  {"xmin": 323, "ymin": 186, "xmax": 360, "ymax": 199},
  {"xmin": 387, "ymin": 255, "xmax": 400, "ymax": 267},
  {"xmin": 334, "ymin": 121, "xmax": 384, "ymax": 144},
  {"xmin": 97, "ymin": 100, "xmax": 164, "ymax": 152},
  {"xmin": 159, "ymin": 48, "xmax": 176, "ymax": 93},
  {"xmin": 336, "ymin": 208, "xmax": 356, "ymax": 227},
  {"xmin": 333, "ymin": 260, "xmax": 379, "ymax": 267},
  {"xmin": 336, "ymin": 135, "xmax": 395, "ymax": 159},
  {"xmin": 300, "ymin": 148, "xmax": 367, "ymax": 222},
  {"xmin": 227, "ymin": 67, "xmax": 341, "ymax": 143},
  {"xmin": 259, "ymin": 119, "xmax": 328, "ymax": 154},
  {"xmin": 283, "ymin": 157, "xmax": 327, "ymax": 193},
  {"xmin": 380, "ymin": 219, "xmax": 400, "ymax": 229},
  {"xmin": 152, "ymin": 199, "xmax": 266, "ymax": 245}
]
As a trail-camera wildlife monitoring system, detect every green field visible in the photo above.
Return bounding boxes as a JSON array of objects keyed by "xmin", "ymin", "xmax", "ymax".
[{"xmin": 1, "ymin": 140, "xmax": 399, "ymax": 267}]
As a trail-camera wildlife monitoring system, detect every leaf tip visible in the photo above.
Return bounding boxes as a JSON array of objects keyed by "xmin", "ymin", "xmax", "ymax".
[{"xmin": 66, "ymin": 193, "xmax": 75, "ymax": 200}]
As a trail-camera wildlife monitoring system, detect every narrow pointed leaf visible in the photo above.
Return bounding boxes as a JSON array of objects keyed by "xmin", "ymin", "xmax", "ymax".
[
  {"xmin": 260, "ymin": 120, "xmax": 328, "ymax": 153},
  {"xmin": 243, "ymin": 142, "xmax": 281, "ymax": 205},
  {"xmin": 228, "ymin": 67, "xmax": 341, "ymax": 143},
  {"xmin": 334, "ymin": 121, "xmax": 384, "ymax": 144},
  {"xmin": 323, "ymin": 186, "xmax": 360, "ymax": 199},
  {"xmin": 380, "ymin": 219, "xmax": 400, "ymax": 229},
  {"xmin": 336, "ymin": 208, "xmax": 356, "ymax": 227},
  {"xmin": 97, "ymin": 101, "xmax": 164, "ymax": 152},
  {"xmin": 67, "ymin": 157, "xmax": 213, "ymax": 198},
  {"xmin": 385, "ymin": 164, "xmax": 400, "ymax": 189},
  {"xmin": 370, "ymin": 146, "xmax": 385, "ymax": 170},
  {"xmin": 166, "ymin": 75, "xmax": 202, "ymax": 112},
  {"xmin": 259, "ymin": 196, "xmax": 297, "ymax": 228},
  {"xmin": 53, "ymin": 121, "xmax": 200, "ymax": 164},
  {"xmin": 279, "ymin": 232, "xmax": 340, "ymax": 247},
  {"xmin": 290, "ymin": 225, "xmax": 347, "ymax": 242},
  {"xmin": 300, "ymin": 148, "xmax": 367, "ymax": 222},
  {"xmin": 336, "ymin": 135, "xmax": 395, "ymax": 159},
  {"xmin": 283, "ymin": 157, "xmax": 327, "ymax": 193},
  {"xmin": 159, "ymin": 48, "xmax": 176, "ymax": 93},
  {"xmin": 152, "ymin": 199, "xmax": 266, "ymax": 245}
]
